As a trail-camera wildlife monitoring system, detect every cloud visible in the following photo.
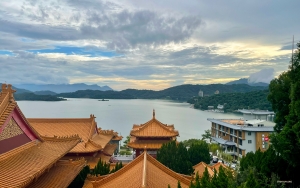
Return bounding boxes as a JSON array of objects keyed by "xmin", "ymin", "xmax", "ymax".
[{"xmin": 248, "ymin": 68, "xmax": 274, "ymax": 84}]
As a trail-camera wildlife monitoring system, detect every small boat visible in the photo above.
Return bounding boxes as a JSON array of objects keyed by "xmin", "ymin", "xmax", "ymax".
[{"xmin": 99, "ymin": 99, "xmax": 109, "ymax": 101}]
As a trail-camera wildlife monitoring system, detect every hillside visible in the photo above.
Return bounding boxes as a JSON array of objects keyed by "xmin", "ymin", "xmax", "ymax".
[
  {"xmin": 120, "ymin": 84, "xmax": 268, "ymax": 101},
  {"xmin": 187, "ymin": 89, "xmax": 272, "ymax": 112},
  {"xmin": 14, "ymin": 93, "xmax": 66, "ymax": 101},
  {"xmin": 57, "ymin": 90, "xmax": 134, "ymax": 99},
  {"xmin": 57, "ymin": 84, "xmax": 267, "ymax": 100}
]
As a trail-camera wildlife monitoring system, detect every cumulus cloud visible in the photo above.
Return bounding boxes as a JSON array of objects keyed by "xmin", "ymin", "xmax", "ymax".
[{"xmin": 248, "ymin": 68, "xmax": 274, "ymax": 84}]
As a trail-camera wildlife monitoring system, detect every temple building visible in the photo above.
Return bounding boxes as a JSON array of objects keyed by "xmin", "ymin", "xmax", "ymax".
[
  {"xmin": 28, "ymin": 115, "xmax": 122, "ymax": 169},
  {"xmin": 0, "ymin": 84, "xmax": 85, "ymax": 187},
  {"xmin": 83, "ymin": 151, "xmax": 191, "ymax": 188},
  {"xmin": 128, "ymin": 110, "xmax": 179, "ymax": 158}
]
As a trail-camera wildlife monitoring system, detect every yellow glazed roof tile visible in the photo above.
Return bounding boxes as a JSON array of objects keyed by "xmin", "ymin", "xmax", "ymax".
[
  {"xmin": 193, "ymin": 162, "xmax": 214, "ymax": 177},
  {"xmin": 0, "ymin": 136, "xmax": 80, "ymax": 188},
  {"xmin": 29, "ymin": 158, "xmax": 86, "ymax": 188},
  {"xmin": 130, "ymin": 110, "xmax": 179, "ymax": 137},
  {"xmin": 89, "ymin": 152, "xmax": 191, "ymax": 188},
  {"xmin": 128, "ymin": 140, "xmax": 171, "ymax": 149}
]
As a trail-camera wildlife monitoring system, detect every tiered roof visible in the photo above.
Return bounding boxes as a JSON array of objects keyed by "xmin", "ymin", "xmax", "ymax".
[
  {"xmin": 84, "ymin": 151, "xmax": 191, "ymax": 188},
  {"xmin": 28, "ymin": 117, "xmax": 119, "ymax": 153},
  {"xmin": 130, "ymin": 110, "xmax": 179, "ymax": 138},
  {"xmin": 128, "ymin": 110, "xmax": 179, "ymax": 150},
  {"xmin": 210, "ymin": 162, "xmax": 229, "ymax": 173}
]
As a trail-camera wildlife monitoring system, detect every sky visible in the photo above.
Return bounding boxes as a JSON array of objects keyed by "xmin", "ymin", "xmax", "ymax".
[{"xmin": 0, "ymin": 0, "xmax": 299, "ymax": 90}]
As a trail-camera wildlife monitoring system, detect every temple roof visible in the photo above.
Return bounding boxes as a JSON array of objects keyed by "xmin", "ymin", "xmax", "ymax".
[
  {"xmin": 29, "ymin": 158, "xmax": 86, "ymax": 188},
  {"xmin": 86, "ymin": 151, "xmax": 191, "ymax": 188},
  {"xmin": 130, "ymin": 110, "xmax": 179, "ymax": 138},
  {"xmin": 28, "ymin": 117, "xmax": 115, "ymax": 153},
  {"xmin": 193, "ymin": 162, "xmax": 214, "ymax": 177},
  {"xmin": 0, "ymin": 135, "xmax": 81, "ymax": 188},
  {"xmin": 128, "ymin": 139, "xmax": 171, "ymax": 149},
  {"xmin": 209, "ymin": 162, "xmax": 229, "ymax": 173}
]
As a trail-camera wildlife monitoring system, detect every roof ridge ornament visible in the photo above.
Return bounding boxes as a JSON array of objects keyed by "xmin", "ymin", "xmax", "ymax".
[{"xmin": 153, "ymin": 109, "xmax": 155, "ymax": 119}]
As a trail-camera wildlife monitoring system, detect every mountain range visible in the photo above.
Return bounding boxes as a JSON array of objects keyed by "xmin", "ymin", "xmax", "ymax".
[
  {"xmin": 13, "ymin": 83, "xmax": 113, "ymax": 93},
  {"xmin": 225, "ymin": 78, "xmax": 269, "ymax": 87}
]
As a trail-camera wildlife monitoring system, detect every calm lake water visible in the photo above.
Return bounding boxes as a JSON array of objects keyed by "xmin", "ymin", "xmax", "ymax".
[{"xmin": 18, "ymin": 99, "xmax": 242, "ymax": 142}]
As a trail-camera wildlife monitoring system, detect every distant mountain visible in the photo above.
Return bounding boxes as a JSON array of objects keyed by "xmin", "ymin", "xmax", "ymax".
[
  {"xmin": 226, "ymin": 78, "xmax": 269, "ymax": 87},
  {"xmin": 13, "ymin": 83, "xmax": 113, "ymax": 93},
  {"xmin": 11, "ymin": 86, "xmax": 32, "ymax": 94},
  {"xmin": 57, "ymin": 90, "xmax": 134, "ymax": 99},
  {"xmin": 34, "ymin": 90, "xmax": 57, "ymax": 95}
]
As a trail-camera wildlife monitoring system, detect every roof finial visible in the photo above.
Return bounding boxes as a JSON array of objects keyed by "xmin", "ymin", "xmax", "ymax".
[{"xmin": 153, "ymin": 109, "xmax": 155, "ymax": 119}]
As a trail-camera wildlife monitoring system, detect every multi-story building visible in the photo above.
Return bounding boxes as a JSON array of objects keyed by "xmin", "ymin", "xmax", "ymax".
[
  {"xmin": 208, "ymin": 109, "xmax": 275, "ymax": 158},
  {"xmin": 198, "ymin": 90, "xmax": 204, "ymax": 97}
]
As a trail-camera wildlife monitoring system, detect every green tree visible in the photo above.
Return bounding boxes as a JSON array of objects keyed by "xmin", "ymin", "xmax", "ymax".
[
  {"xmin": 123, "ymin": 136, "xmax": 130, "ymax": 147},
  {"xmin": 268, "ymin": 42, "xmax": 300, "ymax": 187},
  {"xmin": 68, "ymin": 165, "xmax": 90, "ymax": 188},
  {"xmin": 244, "ymin": 169, "xmax": 259, "ymax": 188},
  {"xmin": 92, "ymin": 158, "xmax": 110, "ymax": 176},
  {"xmin": 201, "ymin": 129, "xmax": 211, "ymax": 140},
  {"xmin": 110, "ymin": 161, "xmax": 123, "ymax": 173},
  {"xmin": 177, "ymin": 181, "xmax": 182, "ymax": 188},
  {"xmin": 157, "ymin": 141, "xmax": 194, "ymax": 175},
  {"xmin": 188, "ymin": 141, "xmax": 210, "ymax": 165},
  {"xmin": 200, "ymin": 167, "xmax": 211, "ymax": 188}
]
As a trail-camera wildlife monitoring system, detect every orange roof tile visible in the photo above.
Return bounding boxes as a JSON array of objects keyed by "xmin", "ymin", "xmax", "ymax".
[
  {"xmin": 29, "ymin": 158, "xmax": 86, "ymax": 188},
  {"xmin": 0, "ymin": 135, "xmax": 80, "ymax": 188},
  {"xmin": 28, "ymin": 117, "xmax": 115, "ymax": 153},
  {"xmin": 64, "ymin": 152, "xmax": 112, "ymax": 169},
  {"xmin": 102, "ymin": 143, "xmax": 118, "ymax": 156},
  {"xmin": 128, "ymin": 140, "xmax": 171, "ymax": 149},
  {"xmin": 193, "ymin": 162, "xmax": 214, "ymax": 177},
  {"xmin": 89, "ymin": 152, "xmax": 191, "ymax": 188},
  {"xmin": 130, "ymin": 110, "xmax": 179, "ymax": 138},
  {"xmin": 209, "ymin": 162, "xmax": 229, "ymax": 173}
]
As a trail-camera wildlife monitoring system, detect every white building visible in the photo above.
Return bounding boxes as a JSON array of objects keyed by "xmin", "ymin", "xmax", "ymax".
[
  {"xmin": 198, "ymin": 90, "xmax": 204, "ymax": 97},
  {"xmin": 208, "ymin": 109, "xmax": 275, "ymax": 158}
]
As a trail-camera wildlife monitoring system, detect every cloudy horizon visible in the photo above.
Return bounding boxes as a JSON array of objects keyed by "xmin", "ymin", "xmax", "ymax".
[{"xmin": 0, "ymin": 0, "xmax": 299, "ymax": 90}]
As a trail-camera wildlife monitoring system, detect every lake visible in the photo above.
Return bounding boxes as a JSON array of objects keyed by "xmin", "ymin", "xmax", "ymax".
[{"xmin": 18, "ymin": 99, "xmax": 242, "ymax": 142}]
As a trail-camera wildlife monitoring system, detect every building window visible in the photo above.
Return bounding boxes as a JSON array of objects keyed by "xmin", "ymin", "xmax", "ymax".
[
  {"xmin": 248, "ymin": 132, "xmax": 251, "ymax": 136},
  {"xmin": 248, "ymin": 140, "xmax": 252, "ymax": 144},
  {"xmin": 239, "ymin": 149, "xmax": 242, "ymax": 155},
  {"xmin": 239, "ymin": 131, "xmax": 242, "ymax": 137},
  {"xmin": 239, "ymin": 139, "xmax": 242, "ymax": 146},
  {"xmin": 230, "ymin": 129, "xmax": 233, "ymax": 134}
]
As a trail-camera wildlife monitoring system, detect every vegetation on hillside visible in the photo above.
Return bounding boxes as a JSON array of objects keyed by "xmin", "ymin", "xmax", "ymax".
[
  {"xmin": 55, "ymin": 84, "xmax": 267, "ymax": 101},
  {"xmin": 188, "ymin": 89, "xmax": 272, "ymax": 112},
  {"xmin": 14, "ymin": 92, "xmax": 66, "ymax": 101}
]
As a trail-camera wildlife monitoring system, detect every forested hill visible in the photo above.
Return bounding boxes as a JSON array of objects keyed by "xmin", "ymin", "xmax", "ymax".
[
  {"xmin": 120, "ymin": 84, "xmax": 267, "ymax": 100},
  {"xmin": 56, "ymin": 90, "xmax": 134, "ymax": 99},
  {"xmin": 57, "ymin": 84, "xmax": 267, "ymax": 100},
  {"xmin": 187, "ymin": 89, "xmax": 272, "ymax": 112}
]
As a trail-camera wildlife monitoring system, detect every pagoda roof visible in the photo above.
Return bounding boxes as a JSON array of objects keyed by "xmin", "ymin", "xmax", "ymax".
[
  {"xmin": 128, "ymin": 139, "xmax": 171, "ymax": 149},
  {"xmin": 86, "ymin": 151, "xmax": 191, "ymax": 188},
  {"xmin": 193, "ymin": 162, "xmax": 214, "ymax": 177},
  {"xmin": 28, "ymin": 117, "xmax": 115, "ymax": 153},
  {"xmin": 0, "ymin": 135, "xmax": 81, "ymax": 188},
  {"xmin": 130, "ymin": 110, "xmax": 179, "ymax": 138},
  {"xmin": 29, "ymin": 158, "xmax": 86, "ymax": 188}
]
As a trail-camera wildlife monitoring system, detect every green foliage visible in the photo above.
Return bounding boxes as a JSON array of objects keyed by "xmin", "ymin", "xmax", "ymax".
[
  {"xmin": 119, "ymin": 150, "xmax": 132, "ymax": 155},
  {"xmin": 68, "ymin": 165, "xmax": 90, "ymax": 188},
  {"xmin": 110, "ymin": 162, "xmax": 123, "ymax": 173},
  {"xmin": 200, "ymin": 167, "xmax": 211, "ymax": 188},
  {"xmin": 268, "ymin": 42, "xmax": 300, "ymax": 187},
  {"xmin": 57, "ymin": 84, "xmax": 267, "ymax": 101},
  {"xmin": 209, "ymin": 143, "xmax": 222, "ymax": 156},
  {"xmin": 201, "ymin": 129, "xmax": 211, "ymax": 140},
  {"xmin": 92, "ymin": 158, "xmax": 110, "ymax": 176},
  {"xmin": 14, "ymin": 92, "xmax": 66, "ymax": 101},
  {"xmin": 157, "ymin": 141, "xmax": 194, "ymax": 175},
  {"xmin": 177, "ymin": 181, "xmax": 182, "ymax": 188},
  {"xmin": 189, "ymin": 90, "xmax": 272, "ymax": 113},
  {"xmin": 244, "ymin": 169, "xmax": 259, "ymax": 188},
  {"xmin": 188, "ymin": 141, "xmax": 210, "ymax": 165},
  {"xmin": 182, "ymin": 139, "xmax": 203, "ymax": 147},
  {"xmin": 123, "ymin": 136, "xmax": 130, "ymax": 147}
]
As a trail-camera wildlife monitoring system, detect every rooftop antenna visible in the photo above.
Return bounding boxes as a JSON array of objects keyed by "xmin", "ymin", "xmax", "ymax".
[{"xmin": 292, "ymin": 35, "xmax": 294, "ymax": 68}]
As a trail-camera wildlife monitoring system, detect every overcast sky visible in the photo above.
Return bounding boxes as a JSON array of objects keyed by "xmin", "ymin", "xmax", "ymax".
[{"xmin": 0, "ymin": 0, "xmax": 299, "ymax": 90}]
